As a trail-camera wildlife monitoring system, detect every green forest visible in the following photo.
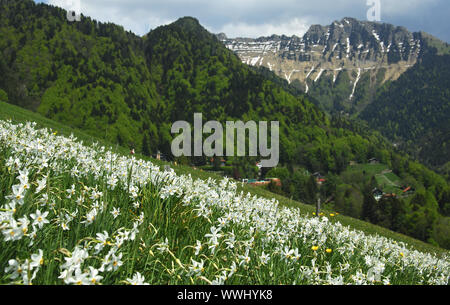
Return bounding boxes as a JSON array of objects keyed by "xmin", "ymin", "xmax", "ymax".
[
  {"xmin": 360, "ymin": 49, "xmax": 450, "ymax": 170},
  {"xmin": 0, "ymin": 0, "xmax": 449, "ymax": 249}
]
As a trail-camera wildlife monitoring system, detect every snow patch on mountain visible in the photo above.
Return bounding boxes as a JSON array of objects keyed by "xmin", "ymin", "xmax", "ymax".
[
  {"xmin": 349, "ymin": 68, "xmax": 361, "ymax": 100},
  {"xmin": 314, "ymin": 69, "xmax": 325, "ymax": 82}
]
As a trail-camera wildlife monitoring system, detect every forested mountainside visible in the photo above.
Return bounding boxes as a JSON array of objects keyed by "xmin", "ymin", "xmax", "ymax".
[
  {"xmin": 219, "ymin": 18, "xmax": 424, "ymax": 113},
  {"xmin": 220, "ymin": 18, "xmax": 450, "ymax": 172},
  {"xmin": 220, "ymin": 18, "xmax": 449, "ymax": 114},
  {"xmin": 0, "ymin": 0, "xmax": 449, "ymax": 248},
  {"xmin": 0, "ymin": 0, "xmax": 374, "ymax": 170},
  {"xmin": 360, "ymin": 49, "xmax": 450, "ymax": 171}
]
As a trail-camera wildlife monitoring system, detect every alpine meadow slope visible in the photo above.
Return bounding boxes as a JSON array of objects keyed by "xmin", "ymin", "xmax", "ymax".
[
  {"xmin": 0, "ymin": 0, "xmax": 449, "ymax": 250},
  {"xmin": 0, "ymin": 105, "xmax": 449, "ymax": 285}
]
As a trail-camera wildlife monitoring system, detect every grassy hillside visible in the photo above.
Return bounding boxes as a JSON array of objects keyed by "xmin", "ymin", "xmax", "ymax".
[
  {"xmin": 0, "ymin": 0, "xmax": 449, "ymax": 251},
  {"xmin": 345, "ymin": 163, "xmax": 403, "ymax": 194},
  {"xmin": 1, "ymin": 100, "xmax": 447, "ymax": 257},
  {"xmin": 2, "ymin": 102, "xmax": 450, "ymax": 286}
]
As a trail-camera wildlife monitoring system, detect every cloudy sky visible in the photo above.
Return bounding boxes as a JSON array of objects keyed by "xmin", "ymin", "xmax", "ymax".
[{"xmin": 35, "ymin": 0, "xmax": 450, "ymax": 42}]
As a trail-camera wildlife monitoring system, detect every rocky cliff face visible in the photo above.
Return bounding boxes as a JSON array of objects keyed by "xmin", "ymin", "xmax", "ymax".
[{"xmin": 218, "ymin": 18, "xmax": 425, "ymax": 114}]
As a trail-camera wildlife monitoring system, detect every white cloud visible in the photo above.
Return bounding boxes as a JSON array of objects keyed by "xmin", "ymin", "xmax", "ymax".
[
  {"xmin": 43, "ymin": 0, "xmax": 449, "ymax": 41},
  {"xmin": 382, "ymin": 0, "xmax": 440, "ymax": 15},
  {"xmin": 215, "ymin": 18, "xmax": 311, "ymax": 38}
]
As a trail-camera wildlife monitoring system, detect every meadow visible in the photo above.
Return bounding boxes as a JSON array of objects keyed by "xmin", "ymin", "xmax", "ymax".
[{"xmin": 0, "ymin": 117, "xmax": 449, "ymax": 285}]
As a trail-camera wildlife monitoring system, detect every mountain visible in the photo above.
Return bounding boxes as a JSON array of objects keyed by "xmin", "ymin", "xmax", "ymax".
[
  {"xmin": 219, "ymin": 18, "xmax": 450, "ymax": 170},
  {"xmin": 359, "ymin": 47, "xmax": 450, "ymax": 170},
  {"xmin": 0, "ymin": 0, "xmax": 449, "ymax": 248},
  {"xmin": 219, "ymin": 17, "xmax": 449, "ymax": 115}
]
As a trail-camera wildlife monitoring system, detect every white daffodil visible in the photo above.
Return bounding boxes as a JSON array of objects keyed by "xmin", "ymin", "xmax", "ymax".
[
  {"xmin": 238, "ymin": 250, "xmax": 251, "ymax": 267},
  {"xmin": 105, "ymin": 252, "xmax": 123, "ymax": 272},
  {"xmin": 110, "ymin": 207, "xmax": 120, "ymax": 219},
  {"xmin": 87, "ymin": 267, "xmax": 103, "ymax": 285},
  {"xmin": 157, "ymin": 238, "xmax": 170, "ymax": 254},
  {"xmin": 60, "ymin": 222, "xmax": 70, "ymax": 231},
  {"xmin": 94, "ymin": 231, "xmax": 110, "ymax": 254},
  {"xmin": 69, "ymin": 268, "xmax": 91, "ymax": 285},
  {"xmin": 212, "ymin": 271, "xmax": 228, "ymax": 285},
  {"xmin": 188, "ymin": 259, "xmax": 205, "ymax": 276},
  {"xmin": 3, "ymin": 219, "xmax": 24, "ymax": 241},
  {"xmin": 194, "ymin": 240, "xmax": 203, "ymax": 256},
  {"xmin": 30, "ymin": 209, "xmax": 50, "ymax": 229},
  {"xmin": 224, "ymin": 231, "xmax": 236, "ymax": 250},
  {"xmin": 260, "ymin": 251, "xmax": 270, "ymax": 265},
  {"xmin": 30, "ymin": 249, "xmax": 44, "ymax": 268},
  {"xmin": 35, "ymin": 177, "xmax": 47, "ymax": 194},
  {"xmin": 66, "ymin": 184, "xmax": 76, "ymax": 199},
  {"xmin": 127, "ymin": 272, "xmax": 149, "ymax": 285},
  {"xmin": 10, "ymin": 184, "xmax": 26, "ymax": 205},
  {"xmin": 205, "ymin": 226, "xmax": 222, "ymax": 254},
  {"xmin": 81, "ymin": 208, "xmax": 98, "ymax": 226},
  {"xmin": 61, "ymin": 247, "xmax": 89, "ymax": 270},
  {"xmin": 228, "ymin": 261, "xmax": 237, "ymax": 278},
  {"xmin": 17, "ymin": 169, "xmax": 29, "ymax": 186},
  {"xmin": 4, "ymin": 259, "xmax": 23, "ymax": 280}
]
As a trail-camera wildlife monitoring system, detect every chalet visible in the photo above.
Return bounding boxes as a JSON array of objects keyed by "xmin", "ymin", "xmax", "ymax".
[
  {"xmin": 266, "ymin": 178, "xmax": 282, "ymax": 187},
  {"xmin": 312, "ymin": 172, "xmax": 326, "ymax": 185},
  {"xmin": 372, "ymin": 188, "xmax": 383, "ymax": 201},
  {"xmin": 402, "ymin": 186, "xmax": 415, "ymax": 195},
  {"xmin": 312, "ymin": 172, "xmax": 324, "ymax": 179},
  {"xmin": 210, "ymin": 158, "xmax": 226, "ymax": 167},
  {"xmin": 317, "ymin": 178, "xmax": 326, "ymax": 185},
  {"xmin": 153, "ymin": 151, "xmax": 167, "ymax": 161},
  {"xmin": 245, "ymin": 178, "xmax": 282, "ymax": 187},
  {"xmin": 368, "ymin": 158, "xmax": 379, "ymax": 164}
]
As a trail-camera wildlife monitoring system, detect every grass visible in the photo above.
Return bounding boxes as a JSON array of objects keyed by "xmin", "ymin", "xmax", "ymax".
[
  {"xmin": 1, "ymin": 104, "xmax": 449, "ymax": 285},
  {"xmin": 348, "ymin": 162, "xmax": 404, "ymax": 194},
  {"xmin": 0, "ymin": 100, "xmax": 447, "ymax": 257},
  {"xmin": 347, "ymin": 163, "xmax": 388, "ymax": 175}
]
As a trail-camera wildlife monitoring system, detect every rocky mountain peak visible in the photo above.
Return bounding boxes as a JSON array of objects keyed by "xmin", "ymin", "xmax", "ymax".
[{"xmin": 218, "ymin": 17, "xmax": 430, "ymax": 114}]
